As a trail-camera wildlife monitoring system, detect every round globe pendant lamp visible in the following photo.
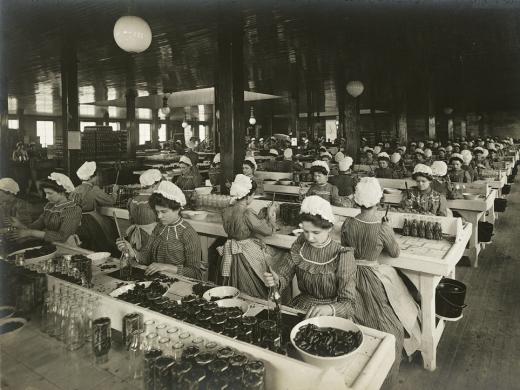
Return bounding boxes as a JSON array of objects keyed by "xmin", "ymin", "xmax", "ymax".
[
  {"xmin": 346, "ymin": 81, "xmax": 364, "ymax": 98},
  {"xmin": 113, "ymin": 15, "xmax": 152, "ymax": 53}
]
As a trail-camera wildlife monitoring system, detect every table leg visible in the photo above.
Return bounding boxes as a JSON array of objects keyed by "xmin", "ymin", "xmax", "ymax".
[
  {"xmin": 419, "ymin": 274, "xmax": 437, "ymax": 371},
  {"xmin": 456, "ymin": 211, "xmax": 480, "ymax": 267}
]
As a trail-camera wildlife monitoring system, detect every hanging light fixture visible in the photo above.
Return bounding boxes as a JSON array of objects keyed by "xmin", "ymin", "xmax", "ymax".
[
  {"xmin": 181, "ymin": 112, "xmax": 188, "ymax": 128},
  {"xmin": 444, "ymin": 107, "xmax": 454, "ymax": 115},
  {"xmin": 249, "ymin": 107, "xmax": 257, "ymax": 125},
  {"xmin": 160, "ymin": 95, "xmax": 170, "ymax": 115},
  {"xmin": 113, "ymin": 15, "xmax": 152, "ymax": 53},
  {"xmin": 346, "ymin": 81, "xmax": 364, "ymax": 98}
]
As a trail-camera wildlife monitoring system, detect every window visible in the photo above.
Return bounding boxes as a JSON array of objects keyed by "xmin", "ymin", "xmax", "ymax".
[
  {"xmin": 8, "ymin": 119, "xmax": 19, "ymax": 129},
  {"xmin": 36, "ymin": 121, "xmax": 54, "ymax": 147},
  {"xmin": 109, "ymin": 122, "xmax": 120, "ymax": 131},
  {"xmin": 108, "ymin": 106, "xmax": 118, "ymax": 118},
  {"xmin": 158, "ymin": 124, "xmax": 167, "ymax": 142},
  {"xmin": 139, "ymin": 123, "xmax": 151, "ymax": 145},
  {"xmin": 79, "ymin": 104, "xmax": 95, "ymax": 116},
  {"xmin": 107, "ymin": 87, "xmax": 117, "ymax": 100},
  {"xmin": 138, "ymin": 108, "xmax": 151, "ymax": 119},
  {"xmin": 325, "ymin": 119, "xmax": 337, "ymax": 142},
  {"xmin": 199, "ymin": 124, "xmax": 206, "ymax": 142},
  {"xmin": 80, "ymin": 121, "xmax": 97, "ymax": 132},
  {"xmin": 8, "ymin": 97, "xmax": 17, "ymax": 111}
]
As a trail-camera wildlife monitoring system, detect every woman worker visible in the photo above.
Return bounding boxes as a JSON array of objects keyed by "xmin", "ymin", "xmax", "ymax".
[
  {"xmin": 430, "ymin": 160, "xmax": 449, "ymax": 195},
  {"xmin": 448, "ymin": 153, "xmax": 473, "ymax": 183},
  {"xmin": 10, "ymin": 173, "xmax": 82, "ymax": 246},
  {"xmin": 117, "ymin": 181, "xmax": 203, "ymax": 280},
  {"xmin": 263, "ymin": 196, "xmax": 356, "ymax": 320},
  {"xmin": 0, "ymin": 178, "xmax": 32, "ymax": 234},
  {"xmin": 208, "ymin": 153, "xmax": 221, "ymax": 186},
  {"xmin": 374, "ymin": 152, "xmax": 395, "ymax": 178},
  {"xmin": 340, "ymin": 177, "xmax": 421, "ymax": 385},
  {"xmin": 401, "ymin": 164, "xmax": 448, "ymax": 216},
  {"xmin": 72, "ymin": 161, "xmax": 119, "ymax": 254},
  {"xmin": 305, "ymin": 160, "xmax": 341, "ymax": 206},
  {"xmin": 126, "ymin": 169, "xmax": 162, "ymax": 251},
  {"xmin": 175, "ymin": 155, "xmax": 202, "ymax": 205},
  {"xmin": 219, "ymin": 174, "xmax": 281, "ymax": 297},
  {"xmin": 242, "ymin": 157, "xmax": 264, "ymax": 195}
]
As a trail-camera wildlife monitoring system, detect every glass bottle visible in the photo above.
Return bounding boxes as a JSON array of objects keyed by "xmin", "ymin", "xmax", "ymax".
[
  {"xmin": 158, "ymin": 337, "xmax": 171, "ymax": 355},
  {"xmin": 154, "ymin": 356, "xmax": 175, "ymax": 390},
  {"xmin": 66, "ymin": 305, "xmax": 84, "ymax": 351},
  {"xmin": 242, "ymin": 372, "xmax": 264, "ymax": 390},
  {"xmin": 129, "ymin": 330, "xmax": 144, "ymax": 380},
  {"xmin": 410, "ymin": 219, "xmax": 418, "ymax": 237},
  {"xmin": 435, "ymin": 222, "xmax": 443, "ymax": 240},
  {"xmin": 402, "ymin": 219, "xmax": 410, "ymax": 236},
  {"xmin": 41, "ymin": 296, "xmax": 52, "ymax": 334},
  {"xmin": 91, "ymin": 317, "xmax": 111, "ymax": 364},
  {"xmin": 143, "ymin": 348, "xmax": 162, "ymax": 390},
  {"xmin": 418, "ymin": 219, "xmax": 425, "ymax": 238},
  {"xmin": 425, "ymin": 221, "xmax": 433, "ymax": 240},
  {"xmin": 170, "ymin": 360, "xmax": 192, "ymax": 388}
]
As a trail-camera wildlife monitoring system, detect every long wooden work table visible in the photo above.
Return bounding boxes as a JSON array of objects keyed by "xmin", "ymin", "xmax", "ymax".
[
  {"xmin": 101, "ymin": 200, "xmax": 472, "ymax": 372},
  {"xmin": 36, "ymin": 243, "xmax": 395, "ymax": 390}
]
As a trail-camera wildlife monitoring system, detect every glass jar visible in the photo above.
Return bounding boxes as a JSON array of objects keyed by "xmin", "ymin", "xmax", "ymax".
[
  {"xmin": 210, "ymin": 316, "xmax": 226, "ymax": 333},
  {"xmin": 154, "ymin": 356, "xmax": 175, "ymax": 390},
  {"xmin": 259, "ymin": 319, "xmax": 280, "ymax": 347},
  {"xmin": 245, "ymin": 360, "xmax": 265, "ymax": 377},
  {"xmin": 216, "ymin": 346, "xmax": 235, "ymax": 360},
  {"xmin": 170, "ymin": 360, "xmax": 192, "ymax": 388},
  {"xmin": 91, "ymin": 317, "xmax": 111, "ymax": 364},
  {"xmin": 182, "ymin": 367, "xmax": 206, "ymax": 390},
  {"xmin": 206, "ymin": 376, "xmax": 229, "ymax": 390},
  {"xmin": 178, "ymin": 331, "xmax": 191, "ymax": 345},
  {"xmin": 158, "ymin": 337, "xmax": 171, "ymax": 354},
  {"xmin": 228, "ymin": 366, "xmax": 244, "ymax": 385},
  {"xmin": 204, "ymin": 341, "xmax": 219, "ymax": 353},
  {"xmin": 223, "ymin": 322, "xmax": 239, "ymax": 339},
  {"xmin": 185, "ymin": 306, "xmax": 201, "ymax": 324},
  {"xmin": 155, "ymin": 323, "xmax": 168, "ymax": 337},
  {"xmin": 242, "ymin": 372, "xmax": 264, "ymax": 390},
  {"xmin": 208, "ymin": 358, "xmax": 229, "ymax": 377},
  {"xmin": 166, "ymin": 327, "xmax": 179, "ymax": 341},
  {"xmin": 191, "ymin": 336, "xmax": 205, "ymax": 349},
  {"xmin": 182, "ymin": 345, "xmax": 200, "ymax": 363},
  {"xmin": 228, "ymin": 354, "xmax": 248, "ymax": 368},
  {"xmin": 66, "ymin": 305, "xmax": 84, "ymax": 351},
  {"xmin": 172, "ymin": 342, "xmax": 184, "ymax": 361},
  {"xmin": 181, "ymin": 295, "xmax": 198, "ymax": 307},
  {"xmin": 144, "ymin": 332, "xmax": 159, "ymax": 351},
  {"xmin": 195, "ymin": 351, "xmax": 215, "ymax": 373},
  {"xmin": 195, "ymin": 312, "xmax": 213, "ymax": 328},
  {"xmin": 128, "ymin": 330, "xmax": 144, "ymax": 380},
  {"xmin": 202, "ymin": 301, "xmax": 218, "ymax": 313},
  {"xmin": 241, "ymin": 316, "xmax": 258, "ymax": 342},
  {"xmin": 143, "ymin": 349, "xmax": 162, "ymax": 390},
  {"xmin": 227, "ymin": 309, "xmax": 243, "ymax": 324}
]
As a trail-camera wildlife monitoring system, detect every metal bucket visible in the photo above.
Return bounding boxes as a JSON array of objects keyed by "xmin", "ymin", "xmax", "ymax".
[
  {"xmin": 494, "ymin": 198, "xmax": 507, "ymax": 212},
  {"xmin": 436, "ymin": 278, "xmax": 467, "ymax": 319}
]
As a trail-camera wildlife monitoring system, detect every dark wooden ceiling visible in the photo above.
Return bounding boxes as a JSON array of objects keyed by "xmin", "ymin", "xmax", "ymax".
[{"xmin": 3, "ymin": 0, "xmax": 520, "ymax": 119}]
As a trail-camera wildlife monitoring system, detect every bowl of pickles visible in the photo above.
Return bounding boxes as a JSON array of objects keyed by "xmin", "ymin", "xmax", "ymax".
[{"xmin": 290, "ymin": 316, "xmax": 364, "ymax": 370}]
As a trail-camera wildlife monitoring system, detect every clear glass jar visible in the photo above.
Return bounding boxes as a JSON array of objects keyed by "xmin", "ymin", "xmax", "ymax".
[
  {"xmin": 170, "ymin": 360, "xmax": 192, "ymax": 388},
  {"xmin": 178, "ymin": 331, "xmax": 191, "ymax": 345},
  {"xmin": 143, "ymin": 349, "xmax": 162, "ymax": 390},
  {"xmin": 65, "ymin": 305, "xmax": 84, "ymax": 351},
  {"xmin": 129, "ymin": 329, "xmax": 144, "ymax": 380},
  {"xmin": 144, "ymin": 332, "xmax": 159, "ymax": 351},
  {"xmin": 166, "ymin": 326, "xmax": 179, "ymax": 341},
  {"xmin": 172, "ymin": 342, "xmax": 184, "ymax": 361},
  {"xmin": 158, "ymin": 337, "xmax": 171, "ymax": 354},
  {"xmin": 242, "ymin": 372, "xmax": 264, "ymax": 390},
  {"xmin": 204, "ymin": 341, "xmax": 219, "ymax": 353},
  {"xmin": 154, "ymin": 356, "xmax": 175, "ymax": 390},
  {"xmin": 216, "ymin": 346, "xmax": 235, "ymax": 360},
  {"xmin": 182, "ymin": 367, "xmax": 206, "ymax": 390},
  {"xmin": 155, "ymin": 323, "xmax": 167, "ymax": 338}
]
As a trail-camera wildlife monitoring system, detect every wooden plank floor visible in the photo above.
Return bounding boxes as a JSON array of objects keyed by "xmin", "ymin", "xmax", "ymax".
[{"xmin": 397, "ymin": 176, "xmax": 520, "ymax": 390}]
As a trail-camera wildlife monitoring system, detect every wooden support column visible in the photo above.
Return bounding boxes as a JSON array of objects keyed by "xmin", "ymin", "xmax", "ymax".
[
  {"xmin": 426, "ymin": 85, "xmax": 436, "ymax": 140},
  {"xmin": 16, "ymin": 108, "xmax": 25, "ymax": 140},
  {"xmin": 60, "ymin": 42, "xmax": 79, "ymax": 176},
  {"xmin": 344, "ymin": 94, "xmax": 360, "ymax": 161},
  {"xmin": 215, "ymin": 5, "xmax": 244, "ymax": 188},
  {"xmin": 151, "ymin": 109, "xmax": 160, "ymax": 148},
  {"xmin": 289, "ymin": 67, "xmax": 299, "ymax": 139},
  {"xmin": 460, "ymin": 119, "xmax": 467, "ymax": 139},
  {"xmin": 447, "ymin": 117, "xmax": 454, "ymax": 140},
  {"xmin": 428, "ymin": 116, "xmax": 436, "ymax": 140},
  {"xmin": 335, "ymin": 63, "xmax": 346, "ymax": 142},
  {"xmin": 125, "ymin": 89, "xmax": 137, "ymax": 159},
  {"xmin": 397, "ymin": 111, "xmax": 408, "ymax": 145}
]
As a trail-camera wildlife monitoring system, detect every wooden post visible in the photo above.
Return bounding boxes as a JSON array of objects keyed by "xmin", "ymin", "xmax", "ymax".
[
  {"xmin": 0, "ymin": 41, "xmax": 7, "ymax": 176},
  {"xmin": 151, "ymin": 109, "xmax": 160, "ymax": 148},
  {"xmin": 215, "ymin": 5, "xmax": 244, "ymax": 187},
  {"xmin": 460, "ymin": 119, "xmax": 467, "ymax": 139},
  {"xmin": 16, "ymin": 108, "xmax": 25, "ymax": 140},
  {"xmin": 344, "ymin": 94, "xmax": 360, "ymax": 161},
  {"xmin": 60, "ymin": 42, "xmax": 79, "ymax": 176},
  {"xmin": 125, "ymin": 89, "xmax": 137, "ymax": 159},
  {"xmin": 397, "ymin": 112, "xmax": 408, "ymax": 145}
]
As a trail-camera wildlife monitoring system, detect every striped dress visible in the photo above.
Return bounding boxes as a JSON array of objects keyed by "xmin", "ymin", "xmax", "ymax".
[
  {"xmin": 340, "ymin": 215, "xmax": 404, "ymax": 385},
  {"xmin": 276, "ymin": 234, "xmax": 356, "ymax": 318},
  {"xmin": 220, "ymin": 203, "xmax": 282, "ymax": 299},
  {"xmin": 449, "ymin": 169, "xmax": 472, "ymax": 183},
  {"xmin": 126, "ymin": 193, "xmax": 157, "ymax": 250},
  {"xmin": 305, "ymin": 183, "xmax": 341, "ymax": 206},
  {"xmin": 28, "ymin": 200, "xmax": 82, "ymax": 243},
  {"xmin": 137, "ymin": 218, "xmax": 203, "ymax": 280}
]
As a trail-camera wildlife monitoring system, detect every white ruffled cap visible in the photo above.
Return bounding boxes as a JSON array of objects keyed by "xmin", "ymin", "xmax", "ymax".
[
  {"xmin": 230, "ymin": 174, "xmax": 253, "ymax": 199},
  {"xmin": 364, "ymin": 147, "xmax": 374, "ymax": 153},
  {"xmin": 354, "ymin": 177, "xmax": 383, "ymax": 208},
  {"xmin": 300, "ymin": 195, "xmax": 335, "ymax": 224},
  {"xmin": 139, "ymin": 169, "xmax": 162, "ymax": 186},
  {"xmin": 269, "ymin": 148, "xmax": 279, "ymax": 156},
  {"xmin": 0, "ymin": 178, "xmax": 20, "ymax": 194},
  {"xmin": 334, "ymin": 152, "xmax": 345, "ymax": 163},
  {"xmin": 311, "ymin": 160, "xmax": 330, "ymax": 174},
  {"xmin": 153, "ymin": 181, "xmax": 187, "ymax": 206},
  {"xmin": 482, "ymin": 149, "xmax": 489, "ymax": 158},
  {"xmin": 320, "ymin": 151, "xmax": 332, "ymax": 159},
  {"xmin": 413, "ymin": 164, "xmax": 433, "ymax": 177},
  {"xmin": 244, "ymin": 157, "xmax": 257, "ymax": 170},
  {"xmin": 473, "ymin": 146, "xmax": 485, "ymax": 154},
  {"xmin": 450, "ymin": 153, "xmax": 464, "ymax": 163},
  {"xmin": 461, "ymin": 150, "xmax": 473, "ymax": 164},
  {"xmin": 438, "ymin": 147, "xmax": 446, "ymax": 152},
  {"xmin": 377, "ymin": 152, "xmax": 390, "ymax": 160},
  {"xmin": 424, "ymin": 148, "xmax": 433, "ymax": 158},
  {"xmin": 396, "ymin": 145, "xmax": 406, "ymax": 153},
  {"xmin": 390, "ymin": 153, "xmax": 401, "ymax": 164},
  {"xmin": 338, "ymin": 156, "xmax": 353, "ymax": 171},
  {"xmin": 76, "ymin": 161, "xmax": 97, "ymax": 181},
  {"xmin": 431, "ymin": 161, "xmax": 448, "ymax": 177},
  {"xmin": 418, "ymin": 142, "xmax": 425, "ymax": 149},
  {"xmin": 373, "ymin": 146, "xmax": 382, "ymax": 155},
  {"xmin": 415, "ymin": 148, "xmax": 425, "ymax": 155},
  {"xmin": 48, "ymin": 172, "xmax": 75, "ymax": 193},
  {"xmin": 283, "ymin": 148, "xmax": 293, "ymax": 159},
  {"xmin": 213, "ymin": 153, "xmax": 221, "ymax": 164},
  {"xmin": 179, "ymin": 155, "xmax": 193, "ymax": 166}
]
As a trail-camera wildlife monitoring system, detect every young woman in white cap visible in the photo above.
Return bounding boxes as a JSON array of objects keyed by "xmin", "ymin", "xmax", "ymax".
[
  {"xmin": 374, "ymin": 152, "xmax": 394, "ymax": 178},
  {"xmin": 72, "ymin": 161, "xmax": 119, "ymax": 254},
  {"xmin": 0, "ymin": 178, "xmax": 32, "ymax": 233},
  {"xmin": 10, "ymin": 173, "xmax": 82, "ymax": 245},
  {"xmin": 305, "ymin": 161, "xmax": 340, "ymax": 206},
  {"xmin": 430, "ymin": 160, "xmax": 449, "ymax": 195},
  {"xmin": 219, "ymin": 174, "xmax": 281, "ymax": 297},
  {"xmin": 263, "ymin": 196, "xmax": 356, "ymax": 319},
  {"xmin": 448, "ymin": 153, "xmax": 473, "ymax": 183},
  {"xmin": 390, "ymin": 152, "xmax": 407, "ymax": 178},
  {"xmin": 242, "ymin": 157, "xmax": 264, "ymax": 195},
  {"xmin": 116, "ymin": 181, "xmax": 203, "ymax": 280},
  {"xmin": 360, "ymin": 147, "xmax": 375, "ymax": 166},
  {"xmin": 126, "ymin": 169, "xmax": 162, "ymax": 251},
  {"xmin": 208, "ymin": 153, "xmax": 221, "ymax": 186},
  {"xmin": 329, "ymin": 155, "xmax": 356, "ymax": 198},
  {"xmin": 340, "ymin": 177, "xmax": 421, "ymax": 385},
  {"xmin": 461, "ymin": 150, "xmax": 478, "ymax": 182},
  {"xmin": 174, "ymin": 155, "xmax": 202, "ymax": 196},
  {"xmin": 401, "ymin": 164, "xmax": 448, "ymax": 216}
]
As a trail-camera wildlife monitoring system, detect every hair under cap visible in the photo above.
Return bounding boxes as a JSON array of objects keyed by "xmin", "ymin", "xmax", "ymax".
[
  {"xmin": 153, "ymin": 181, "xmax": 186, "ymax": 206},
  {"xmin": 300, "ymin": 195, "xmax": 335, "ymax": 224}
]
